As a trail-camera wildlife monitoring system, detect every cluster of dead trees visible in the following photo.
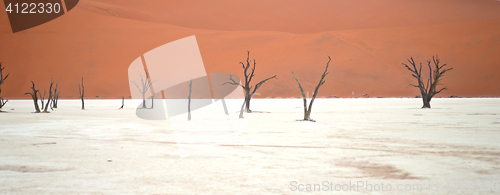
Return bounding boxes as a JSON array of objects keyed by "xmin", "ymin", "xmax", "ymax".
[
  {"xmin": 2, "ymin": 53, "xmax": 452, "ymax": 118},
  {"xmin": 223, "ymin": 51, "xmax": 329, "ymax": 122},
  {"xmin": 23, "ymin": 77, "xmax": 87, "ymax": 112},
  {"xmin": 25, "ymin": 79, "xmax": 61, "ymax": 113},
  {"xmin": 24, "ymin": 77, "xmax": 88, "ymax": 112},
  {"xmin": 224, "ymin": 52, "xmax": 452, "ymax": 121},
  {"xmin": 183, "ymin": 52, "xmax": 452, "ymax": 122}
]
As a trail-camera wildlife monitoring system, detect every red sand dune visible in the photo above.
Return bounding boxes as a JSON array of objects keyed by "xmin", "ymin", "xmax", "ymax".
[{"xmin": 0, "ymin": 0, "xmax": 499, "ymax": 99}]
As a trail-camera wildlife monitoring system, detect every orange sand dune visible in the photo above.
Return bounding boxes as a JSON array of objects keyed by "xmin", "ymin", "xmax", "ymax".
[
  {"xmin": 0, "ymin": 0, "xmax": 499, "ymax": 99},
  {"xmin": 80, "ymin": 0, "xmax": 500, "ymax": 33}
]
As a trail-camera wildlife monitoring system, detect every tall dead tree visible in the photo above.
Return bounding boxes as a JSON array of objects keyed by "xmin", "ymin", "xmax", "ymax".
[
  {"xmin": 223, "ymin": 51, "xmax": 276, "ymax": 113},
  {"xmin": 131, "ymin": 72, "xmax": 155, "ymax": 109},
  {"xmin": 78, "ymin": 77, "xmax": 85, "ymax": 110},
  {"xmin": 292, "ymin": 56, "xmax": 331, "ymax": 122},
  {"xmin": 188, "ymin": 78, "xmax": 193, "ymax": 120},
  {"xmin": 25, "ymin": 81, "xmax": 41, "ymax": 113},
  {"xmin": 0, "ymin": 62, "xmax": 10, "ymax": 110},
  {"xmin": 403, "ymin": 55, "xmax": 453, "ymax": 108}
]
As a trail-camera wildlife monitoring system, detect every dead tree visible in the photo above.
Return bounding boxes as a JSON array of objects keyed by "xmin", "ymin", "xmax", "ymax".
[
  {"xmin": 188, "ymin": 78, "xmax": 193, "ymax": 120},
  {"xmin": 40, "ymin": 90, "xmax": 46, "ymax": 110},
  {"xmin": 78, "ymin": 77, "xmax": 85, "ymax": 110},
  {"xmin": 25, "ymin": 81, "xmax": 41, "ymax": 113},
  {"xmin": 403, "ymin": 55, "xmax": 453, "ymax": 108},
  {"xmin": 131, "ymin": 73, "xmax": 155, "ymax": 109},
  {"xmin": 42, "ymin": 79, "xmax": 54, "ymax": 113},
  {"xmin": 119, "ymin": 96, "xmax": 124, "ymax": 109},
  {"xmin": 51, "ymin": 82, "xmax": 60, "ymax": 109},
  {"xmin": 238, "ymin": 99, "xmax": 245, "ymax": 118},
  {"xmin": 292, "ymin": 56, "xmax": 331, "ymax": 122},
  {"xmin": 0, "ymin": 62, "xmax": 10, "ymax": 110},
  {"xmin": 223, "ymin": 51, "xmax": 276, "ymax": 113}
]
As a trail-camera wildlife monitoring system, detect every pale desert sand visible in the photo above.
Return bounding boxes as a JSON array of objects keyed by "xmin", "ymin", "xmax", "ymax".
[{"xmin": 0, "ymin": 98, "xmax": 499, "ymax": 194}]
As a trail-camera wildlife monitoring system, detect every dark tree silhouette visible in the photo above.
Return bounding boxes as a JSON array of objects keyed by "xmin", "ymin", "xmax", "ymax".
[
  {"xmin": 25, "ymin": 81, "xmax": 41, "ymax": 113},
  {"xmin": 188, "ymin": 78, "xmax": 193, "ymax": 121},
  {"xmin": 403, "ymin": 55, "xmax": 453, "ymax": 108},
  {"xmin": 0, "ymin": 62, "xmax": 10, "ymax": 110},
  {"xmin": 51, "ymin": 82, "xmax": 60, "ymax": 109},
  {"xmin": 292, "ymin": 56, "xmax": 331, "ymax": 122},
  {"xmin": 223, "ymin": 51, "xmax": 276, "ymax": 113},
  {"xmin": 131, "ymin": 73, "xmax": 155, "ymax": 109},
  {"xmin": 78, "ymin": 77, "xmax": 85, "ymax": 110},
  {"xmin": 43, "ymin": 79, "xmax": 54, "ymax": 113}
]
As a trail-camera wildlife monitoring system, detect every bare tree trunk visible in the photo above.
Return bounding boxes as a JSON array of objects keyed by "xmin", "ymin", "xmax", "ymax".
[
  {"xmin": 119, "ymin": 96, "xmax": 124, "ymax": 109},
  {"xmin": 221, "ymin": 99, "xmax": 229, "ymax": 115},
  {"xmin": 54, "ymin": 94, "xmax": 59, "ymax": 108},
  {"xmin": 52, "ymin": 91, "xmax": 59, "ymax": 109},
  {"xmin": 79, "ymin": 77, "xmax": 85, "ymax": 110},
  {"xmin": 151, "ymin": 95, "xmax": 154, "ymax": 109},
  {"xmin": 239, "ymin": 99, "xmax": 245, "ymax": 119},
  {"xmin": 50, "ymin": 96, "xmax": 53, "ymax": 109},
  {"xmin": 25, "ymin": 81, "xmax": 41, "ymax": 113},
  {"xmin": 43, "ymin": 79, "xmax": 54, "ymax": 113},
  {"xmin": 292, "ymin": 56, "xmax": 330, "ymax": 122},
  {"xmin": 32, "ymin": 92, "xmax": 41, "ymax": 113},
  {"xmin": 33, "ymin": 95, "xmax": 40, "ymax": 113},
  {"xmin": 51, "ymin": 82, "xmax": 59, "ymax": 109},
  {"xmin": 245, "ymin": 97, "xmax": 250, "ymax": 112},
  {"xmin": 422, "ymin": 95, "xmax": 430, "ymax": 108},
  {"xmin": 423, "ymin": 101, "xmax": 430, "ymax": 108},
  {"xmin": 188, "ymin": 78, "xmax": 192, "ymax": 120},
  {"xmin": 0, "ymin": 98, "xmax": 7, "ymax": 110},
  {"xmin": 142, "ymin": 94, "xmax": 146, "ymax": 108},
  {"xmin": 292, "ymin": 71, "xmax": 310, "ymax": 121},
  {"xmin": 40, "ymin": 90, "xmax": 46, "ymax": 110},
  {"xmin": 244, "ymin": 93, "xmax": 251, "ymax": 113},
  {"xmin": 306, "ymin": 63, "xmax": 329, "ymax": 119}
]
